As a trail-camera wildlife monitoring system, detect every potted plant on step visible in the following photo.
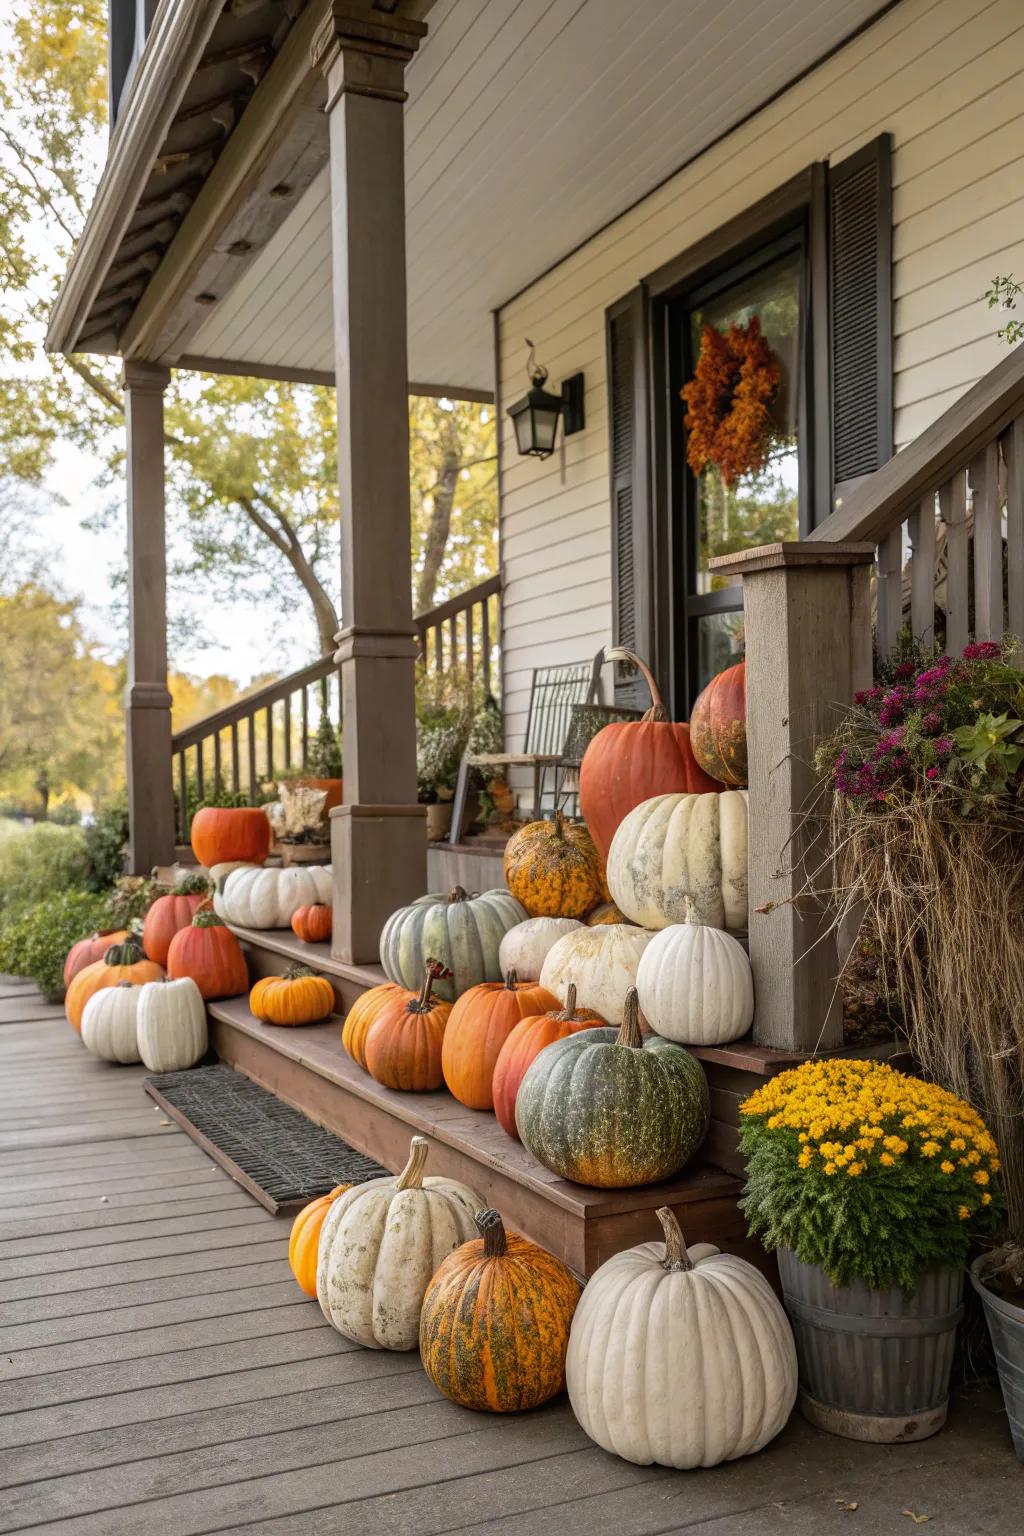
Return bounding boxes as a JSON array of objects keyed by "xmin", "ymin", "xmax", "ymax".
[
  {"xmin": 265, "ymin": 782, "xmax": 331, "ymax": 866},
  {"xmin": 740, "ymin": 1056, "xmax": 1002, "ymax": 1443}
]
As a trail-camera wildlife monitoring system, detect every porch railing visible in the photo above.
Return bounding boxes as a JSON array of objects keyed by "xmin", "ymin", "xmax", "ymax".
[{"xmin": 415, "ymin": 573, "xmax": 501, "ymax": 696}]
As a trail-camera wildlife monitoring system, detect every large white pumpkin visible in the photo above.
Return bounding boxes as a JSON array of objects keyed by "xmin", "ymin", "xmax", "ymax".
[
  {"xmin": 539, "ymin": 925, "xmax": 652, "ymax": 1026},
  {"xmin": 636, "ymin": 909, "xmax": 753, "ymax": 1046},
  {"xmin": 567, "ymin": 1206, "xmax": 797, "ymax": 1468},
  {"xmin": 498, "ymin": 916, "xmax": 583, "ymax": 982},
  {"xmin": 81, "ymin": 982, "xmax": 143, "ymax": 1063},
  {"xmin": 316, "ymin": 1135, "xmax": 484, "ymax": 1350},
  {"xmin": 136, "ymin": 977, "xmax": 208, "ymax": 1072},
  {"xmin": 214, "ymin": 864, "xmax": 333, "ymax": 930},
  {"xmin": 607, "ymin": 791, "xmax": 748, "ymax": 933}
]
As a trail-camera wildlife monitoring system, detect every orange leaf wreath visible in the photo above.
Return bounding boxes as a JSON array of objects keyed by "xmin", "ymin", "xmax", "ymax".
[{"xmin": 680, "ymin": 316, "xmax": 780, "ymax": 487}]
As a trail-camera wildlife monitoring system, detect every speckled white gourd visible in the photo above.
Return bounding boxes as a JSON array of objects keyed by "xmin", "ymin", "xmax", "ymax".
[
  {"xmin": 498, "ymin": 916, "xmax": 584, "ymax": 981},
  {"xmin": 607, "ymin": 791, "xmax": 748, "ymax": 933},
  {"xmin": 539, "ymin": 925, "xmax": 653, "ymax": 1026},
  {"xmin": 636, "ymin": 909, "xmax": 753, "ymax": 1045}
]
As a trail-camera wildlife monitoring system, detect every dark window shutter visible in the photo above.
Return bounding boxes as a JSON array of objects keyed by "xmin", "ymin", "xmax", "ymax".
[
  {"xmin": 606, "ymin": 286, "xmax": 653, "ymax": 708},
  {"xmin": 828, "ymin": 134, "xmax": 893, "ymax": 492}
]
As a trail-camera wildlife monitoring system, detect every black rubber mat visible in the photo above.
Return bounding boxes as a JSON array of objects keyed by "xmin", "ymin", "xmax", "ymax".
[{"xmin": 143, "ymin": 1063, "xmax": 389, "ymax": 1212}]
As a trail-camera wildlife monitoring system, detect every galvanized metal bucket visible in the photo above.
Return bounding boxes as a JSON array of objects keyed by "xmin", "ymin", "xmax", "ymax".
[
  {"xmin": 970, "ymin": 1254, "xmax": 1024, "ymax": 1461},
  {"xmin": 778, "ymin": 1249, "xmax": 963, "ymax": 1443}
]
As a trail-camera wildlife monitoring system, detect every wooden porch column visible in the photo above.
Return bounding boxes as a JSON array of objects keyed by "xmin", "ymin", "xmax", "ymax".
[
  {"xmin": 313, "ymin": 5, "xmax": 428, "ymax": 963},
  {"xmin": 708, "ymin": 542, "xmax": 875, "ymax": 1052},
  {"xmin": 122, "ymin": 361, "xmax": 175, "ymax": 876}
]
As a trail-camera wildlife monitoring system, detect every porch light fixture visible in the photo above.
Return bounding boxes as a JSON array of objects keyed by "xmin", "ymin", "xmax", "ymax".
[{"xmin": 507, "ymin": 340, "xmax": 585, "ymax": 459}]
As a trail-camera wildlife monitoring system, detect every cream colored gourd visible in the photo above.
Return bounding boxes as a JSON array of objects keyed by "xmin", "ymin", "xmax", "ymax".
[
  {"xmin": 607, "ymin": 791, "xmax": 748, "ymax": 933},
  {"xmin": 214, "ymin": 864, "xmax": 332, "ymax": 930},
  {"xmin": 567, "ymin": 1207, "xmax": 797, "ymax": 1468},
  {"xmin": 80, "ymin": 982, "xmax": 143, "ymax": 1063},
  {"xmin": 136, "ymin": 977, "xmax": 208, "ymax": 1071},
  {"xmin": 316, "ymin": 1135, "xmax": 484, "ymax": 1350},
  {"xmin": 498, "ymin": 917, "xmax": 583, "ymax": 982},
  {"xmin": 635, "ymin": 904, "xmax": 753, "ymax": 1045},
  {"xmin": 539, "ymin": 925, "xmax": 652, "ymax": 1026}
]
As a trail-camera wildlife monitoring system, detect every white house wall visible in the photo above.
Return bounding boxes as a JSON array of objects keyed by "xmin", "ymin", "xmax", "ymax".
[{"xmin": 497, "ymin": 0, "xmax": 1024, "ymax": 766}]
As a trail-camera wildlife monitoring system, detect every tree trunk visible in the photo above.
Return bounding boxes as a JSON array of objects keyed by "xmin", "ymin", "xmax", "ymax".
[{"xmin": 415, "ymin": 414, "xmax": 460, "ymax": 616}]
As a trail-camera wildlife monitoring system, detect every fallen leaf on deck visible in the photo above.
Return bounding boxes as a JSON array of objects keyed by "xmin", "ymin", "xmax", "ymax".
[
  {"xmin": 902, "ymin": 1514, "xmax": 931, "ymax": 1525},
  {"xmin": 159, "ymin": 1119, "xmax": 172, "ymax": 1126},
  {"xmin": 835, "ymin": 1500, "xmax": 858, "ymax": 1512}
]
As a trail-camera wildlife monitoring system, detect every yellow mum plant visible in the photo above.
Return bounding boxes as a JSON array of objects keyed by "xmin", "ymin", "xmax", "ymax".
[{"xmin": 739, "ymin": 1058, "xmax": 1002, "ymax": 1290}]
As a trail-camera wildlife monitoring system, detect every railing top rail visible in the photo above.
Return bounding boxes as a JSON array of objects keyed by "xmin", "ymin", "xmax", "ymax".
[
  {"xmin": 414, "ymin": 573, "xmax": 500, "ymax": 631},
  {"xmin": 811, "ymin": 343, "xmax": 1024, "ymax": 547},
  {"xmin": 171, "ymin": 653, "xmax": 336, "ymax": 752}
]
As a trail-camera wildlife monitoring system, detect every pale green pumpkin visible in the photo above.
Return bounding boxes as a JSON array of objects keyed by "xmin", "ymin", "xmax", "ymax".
[{"xmin": 379, "ymin": 886, "xmax": 528, "ymax": 1002}]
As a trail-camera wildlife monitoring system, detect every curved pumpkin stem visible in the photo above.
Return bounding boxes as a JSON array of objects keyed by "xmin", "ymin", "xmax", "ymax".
[
  {"xmin": 604, "ymin": 647, "xmax": 669, "ymax": 723},
  {"xmin": 414, "ymin": 960, "xmax": 451, "ymax": 1012},
  {"xmin": 656, "ymin": 1206, "xmax": 694, "ymax": 1272},
  {"xmin": 476, "ymin": 1207, "xmax": 508, "ymax": 1259},
  {"xmin": 555, "ymin": 982, "xmax": 579, "ymax": 1021},
  {"xmin": 192, "ymin": 908, "xmax": 227, "ymax": 929},
  {"xmin": 395, "ymin": 1135, "xmax": 429, "ymax": 1190},
  {"xmin": 503, "ymin": 968, "xmax": 519, "ymax": 990},
  {"xmin": 447, "ymin": 886, "xmax": 469, "ymax": 905},
  {"xmin": 615, "ymin": 988, "xmax": 644, "ymax": 1049}
]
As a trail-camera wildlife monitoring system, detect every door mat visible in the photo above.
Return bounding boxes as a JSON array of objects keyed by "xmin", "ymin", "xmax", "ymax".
[{"xmin": 143, "ymin": 1063, "xmax": 389, "ymax": 1214}]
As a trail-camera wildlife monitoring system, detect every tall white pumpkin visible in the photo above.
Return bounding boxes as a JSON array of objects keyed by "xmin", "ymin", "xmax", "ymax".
[
  {"xmin": 136, "ymin": 977, "xmax": 208, "ymax": 1072},
  {"xmin": 607, "ymin": 791, "xmax": 748, "ymax": 933},
  {"xmin": 567, "ymin": 1207, "xmax": 797, "ymax": 1468},
  {"xmin": 539, "ymin": 925, "xmax": 652, "ymax": 1026},
  {"xmin": 316, "ymin": 1136, "xmax": 484, "ymax": 1350},
  {"xmin": 81, "ymin": 982, "xmax": 143, "ymax": 1063},
  {"xmin": 214, "ymin": 864, "xmax": 333, "ymax": 929},
  {"xmin": 498, "ymin": 916, "xmax": 583, "ymax": 982},
  {"xmin": 636, "ymin": 909, "xmax": 753, "ymax": 1046}
]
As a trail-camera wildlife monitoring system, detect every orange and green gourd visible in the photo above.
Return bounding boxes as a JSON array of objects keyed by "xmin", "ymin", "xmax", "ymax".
[
  {"xmin": 689, "ymin": 659, "xmax": 747, "ymax": 787},
  {"xmin": 167, "ymin": 909, "xmax": 249, "ymax": 1001},
  {"xmin": 503, "ymin": 811, "xmax": 604, "ymax": 919},
  {"xmin": 65, "ymin": 936, "xmax": 164, "ymax": 1032}
]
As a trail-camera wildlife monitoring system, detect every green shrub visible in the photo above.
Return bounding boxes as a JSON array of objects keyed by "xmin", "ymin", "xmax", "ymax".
[
  {"xmin": 82, "ymin": 793, "xmax": 129, "ymax": 889},
  {"xmin": 0, "ymin": 888, "xmax": 113, "ymax": 999},
  {"xmin": 0, "ymin": 822, "xmax": 91, "ymax": 913}
]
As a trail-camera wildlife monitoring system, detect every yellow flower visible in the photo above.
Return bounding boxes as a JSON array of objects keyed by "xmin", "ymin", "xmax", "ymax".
[
  {"xmin": 982, "ymin": 1192, "xmax": 992, "ymax": 1206},
  {"xmin": 973, "ymin": 1169, "xmax": 990, "ymax": 1186},
  {"xmin": 967, "ymin": 1150, "xmax": 981, "ymax": 1165},
  {"xmin": 940, "ymin": 1160, "xmax": 955, "ymax": 1174},
  {"xmin": 950, "ymin": 1137, "xmax": 966, "ymax": 1151},
  {"xmin": 879, "ymin": 1153, "xmax": 894, "ymax": 1167},
  {"xmin": 797, "ymin": 1149, "xmax": 812, "ymax": 1169},
  {"xmin": 824, "ymin": 1161, "xmax": 837, "ymax": 1176},
  {"xmin": 921, "ymin": 1141, "xmax": 940, "ymax": 1158},
  {"xmin": 958, "ymin": 1205, "xmax": 971, "ymax": 1220},
  {"xmin": 847, "ymin": 1162, "xmax": 865, "ymax": 1177}
]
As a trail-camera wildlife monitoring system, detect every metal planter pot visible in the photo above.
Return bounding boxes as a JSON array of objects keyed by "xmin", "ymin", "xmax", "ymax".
[
  {"xmin": 970, "ymin": 1255, "xmax": 1024, "ymax": 1460},
  {"xmin": 778, "ymin": 1249, "xmax": 963, "ymax": 1443}
]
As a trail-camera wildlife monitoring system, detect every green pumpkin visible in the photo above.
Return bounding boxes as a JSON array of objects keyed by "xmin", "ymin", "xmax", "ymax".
[
  {"xmin": 515, "ymin": 988, "xmax": 709, "ymax": 1187},
  {"xmin": 379, "ymin": 886, "xmax": 528, "ymax": 1002}
]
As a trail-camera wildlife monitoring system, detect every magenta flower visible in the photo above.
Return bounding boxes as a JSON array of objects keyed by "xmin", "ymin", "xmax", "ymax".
[
  {"xmin": 926, "ymin": 766, "xmax": 939, "ymax": 780},
  {"xmin": 962, "ymin": 640, "xmax": 1001, "ymax": 661}
]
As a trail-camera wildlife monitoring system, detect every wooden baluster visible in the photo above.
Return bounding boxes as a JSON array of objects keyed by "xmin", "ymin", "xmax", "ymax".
[
  {"xmin": 1006, "ymin": 419, "xmax": 1024, "ymax": 659},
  {"xmin": 434, "ymin": 622, "xmax": 443, "ymax": 674},
  {"xmin": 177, "ymin": 752, "xmax": 188, "ymax": 845},
  {"xmin": 465, "ymin": 603, "xmax": 474, "ymax": 686},
  {"xmin": 247, "ymin": 714, "xmax": 257, "ymax": 804},
  {"xmin": 481, "ymin": 595, "xmax": 491, "ymax": 696},
  {"xmin": 301, "ymin": 686, "xmax": 309, "ymax": 767},
  {"xmin": 875, "ymin": 525, "xmax": 903, "ymax": 659},
  {"xmin": 265, "ymin": 705, "xmax": 274, "ymax": 783},
  {"xmin": 449, "ymin": 615, "xmax": 458, "ymax": 675},
  {"xmin": 284, "ymin": 693, "xmax": 292, "ymax": 770},
  {"xmin": 909, "ymin": 493, "xmax": 937, "ymax": 648},
  {"xmin": 971, "ymin": 442, "xmax": 1003, "ymax": 642},
  {"xmin": 940, "ymin": 474, "xmax": 969, "ymax": 655},
  {"xmin": 195, "ymin": 740, "xmax": 205, "ymax": 805},
  {"xmin": 231, "ymin": 723, "xmax": 240, "ymax": 794},
  {"xmin": 213, "ymin": 728, "xmax": 222, "ymax": 794}
]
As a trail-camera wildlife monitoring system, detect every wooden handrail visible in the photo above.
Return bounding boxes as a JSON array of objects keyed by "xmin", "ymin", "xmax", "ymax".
[
  {"xmin": 413, "ymin": 573, "xmax": 500, "ymax": 631},
  {"xmin": 172, "ymin": 653, "xmax": 337, "ymax": 752}
]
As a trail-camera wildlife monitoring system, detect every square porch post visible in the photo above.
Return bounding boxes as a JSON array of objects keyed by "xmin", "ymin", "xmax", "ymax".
[
  {"xmin": 122, "ymin": 360, "xmax": 176, "ymax": 875},
  {"xmin": 313, "ymin": 4, "xmax": 428, "ymax": 963}
]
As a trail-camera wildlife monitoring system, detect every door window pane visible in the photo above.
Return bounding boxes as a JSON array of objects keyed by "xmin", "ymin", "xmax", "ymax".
[{"xmin": 695, "ymin": 611, "xmax": 746, "ymax": 692}]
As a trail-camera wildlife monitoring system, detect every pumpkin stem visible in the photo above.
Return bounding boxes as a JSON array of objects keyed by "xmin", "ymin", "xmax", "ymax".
[
  {"xmin": 476, "ymin": 1207, "xmax": 507, "ymax": 1259},
  {"xmin": 447, "ymin": 886, "xmax": 469, "ymax": 905},
  {"xmin": 105, "ymin": 936, "xmax": 144, "ymax": 967},
  {"xmin": 682, "ymin": 897, "xmax": 702, "ymax": 927},
  {"xmin": 615, "ymin": 988, "xmax": 644, "ymax": 1049},
  {"xmin": 604, "ymin": 647, "xmax": 668, "ymax": 722},
  {"xmin": 284, "ymin": 964, "xmax": 320, "ymax": 980},
  {"xmin": 555, "ymin": 982, "xmax": 579, "ymax": 1021},
  {"xmin": 656, "ymin": 1206, "xmax": 694, "ymax": 1272},
  {"xmin": 174, "ymin": 873, "xmax": 212, "ymax": 896},
  {"xmin": 192, "ymin": 908, "xmax": 227, "ymax": 929},
  {"xmin": 552, "ymin": 810, "xmax": 566, "ymax": 839},
  {"xmin": 395, "ymin": 1135, "xmax": 429, "ymax": 1190},
  {"xmin": 414, "ymin": 960, "xmax": 448, "ymax": 1011},
  {"xmin": 503, "ymin": 968, "xmax": 518, "ymax": 990}
]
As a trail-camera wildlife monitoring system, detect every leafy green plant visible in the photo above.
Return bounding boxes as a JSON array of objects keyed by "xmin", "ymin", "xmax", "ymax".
[
  {"xmin": 82, "ymin": 793, "xmax": 129, "ymax": 889},
  {"xmin": 986, "ymin": 274, "xmax": 1024, "ymax": 346},
  {"xmin": 0, "ymin": 888, "xmax": 113, "ymax": 1000},
  {"xmin": 308, "ymin": 713, "xmax": 343, "ymax": 778},
  {"xmin": 0, "ymin": 821, "xmax": 91, "ymax": 913},
  {"xmin": 106, "ymin": 876, "xmax": 159, "ymax": 928}
]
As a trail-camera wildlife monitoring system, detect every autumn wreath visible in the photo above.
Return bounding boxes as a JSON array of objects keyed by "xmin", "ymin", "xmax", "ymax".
[{"xmin": 680, "ymin": 316, "xmax": 780, "ymax": 487}]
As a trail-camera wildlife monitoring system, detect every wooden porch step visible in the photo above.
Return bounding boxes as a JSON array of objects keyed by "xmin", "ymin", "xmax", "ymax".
[
  {"xmin": 224, "ymin": 925, "xmax": 386, "ymax": 1013},
  {"xmin": 206, "ymin": 997, "xmax": 755, "ymax": 1281}
]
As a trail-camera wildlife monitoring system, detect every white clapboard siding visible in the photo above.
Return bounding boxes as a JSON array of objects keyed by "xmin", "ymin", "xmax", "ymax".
[{"xmin": 498, "ymin": 0, "xmax": 1024, "ymax": 770}]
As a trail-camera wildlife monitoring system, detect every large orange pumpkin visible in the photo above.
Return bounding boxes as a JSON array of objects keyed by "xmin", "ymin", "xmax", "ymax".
[
  {"xmin": 492, "ymin": 984, "xmax": 606, "ymax": 1139},
  {"xmin": 142, "ymin": 876, "xmax": 211, "ymax": 966},
  {"xmin": 690, "ymin": 658, "xmax": 747, "ymax": 787},
  {"xmin": 579, "ymin": 647, "xmax": 722, "ymax": 860},
  {"xmin": 65, "ymin": 937, "xmax": 163, "ymax": 1032},
  {"xmin": 291, "ymin": 903, "xmax": 332, "ymax": 944},
  {"xmin": 190, "ymin": 806, "xmax": 270, "ymax": 870},
  {"xmin": 341, "ymin": 982, "xmax": 406, "ymax": 1068},
  {"xmin": 250, "ymin": 966, "xmax": 335, "ymax": 1026},
  {"xmin": 441, "ymin": 971, "xmax": 558, "ymax": 1111},
  {"xmin": 167, "ymin": 909, "xmax": 248, "ymax": 1000},
  {"xmin": 503, "ymin": 812, "xmax": 604, "ymax": 918},
  {"xmin": 419, "ymin": 1207, "xmax": 582, "ymax": 1412},
  {"xmin": 289, "ymin": 1185, "xmax": 350, "ymax": 1296},
  {"xmin": 363, "ymin": 962, "xmax": 453, "ymax": 1092},
  {"xmin": 63, "ymin": 929, "xmax": 129, "ymax": 989}
]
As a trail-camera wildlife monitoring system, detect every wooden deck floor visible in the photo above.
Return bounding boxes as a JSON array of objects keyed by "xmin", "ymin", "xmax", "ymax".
[{"xmin": 1, "ymin": 977, "xmax": 1021, "ymax": 1536}]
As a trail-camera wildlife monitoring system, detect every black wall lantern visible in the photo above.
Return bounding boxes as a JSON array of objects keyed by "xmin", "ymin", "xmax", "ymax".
[{"xmin": 507, "ymin": 340, "xmax": 585, "ymax": 459}]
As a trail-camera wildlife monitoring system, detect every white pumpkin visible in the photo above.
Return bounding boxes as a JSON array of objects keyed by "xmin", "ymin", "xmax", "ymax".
[
  {"xmin": 498, "ymin": 916, "xmax": 583, "ymax": 982},
  {"xmin": 214, "ymin": 864, "xmax": 333, "ymax": 930},
  {"xmin": 208, "ymin": 860, "xmax": 257, "ymax": 884},
  {"xmin": 539, "ymin": 925, "xmax": 653, "ymax": 1026},
  {"xmin": 81, "ymin": 982, "xmax": 143, "ymax": 1063},
  {"xmin": 316, "ymin": 1135, "xmax": 484, "ymax": 1350},
  {"xmin": 136, "ymin": 977, "xmax": 208, "ymax": 1072},
  {"xmin": 636, "ymin": 907, "xmax": 753, "ymax": 1046},
  {"xmin": 607, "ymin": 791, "xmax": 748, "ymax": 933},
  {"xmin": 567, "ymin": 1206, "xmax": 797, "ymax": 1468}
]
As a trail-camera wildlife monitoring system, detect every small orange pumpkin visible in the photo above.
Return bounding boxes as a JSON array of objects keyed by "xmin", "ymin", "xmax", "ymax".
[
  {"xmin": 503, "ymin": 811, "xmax": 604, "ymax": 919},
  {"xmin": 585, "ymin": 900, "xmax": 630, "ymax": 926},
  {"xmin": 363, "ymin": 961, "xmax": 453, "ymax": 1092},
  {"xmin": 190, "ymin": 806, "xmax": 270, "ymax": 869},
  {"xmin": 341, "ymin": 982, "xmax": 406, "ymax": 1068},
  {"xmin": 441, "ymin": 971, "xmax": 558, "ymax": 1111},
  {"xmin": 63, "ymin": 929, "xmax": 129, "ymax": 989},
  {"xmin": 65, "ymin": 937, "xmax": 164, "ymax": 1032},
  {"xmin": 167, "ymin": 909, "xmax": 249, "ymax": 1000},
  {"xmin": 250, "ymin": 966, "xmax": 335, "ymax": 1026},
  {"xmin": 492, "ymin": 984, "xmax": 606, "ymax": 1139},
  {"xmin": 288, "ymin": 1184, "xmax": 350, "ymax": 1296},
  {"xmin": 142, "ymin": 875, "xmax": 211, "ymax": 966},
  {"xmin": 291, "ymin": 902, "xmax": 332, "ymax": 944}
]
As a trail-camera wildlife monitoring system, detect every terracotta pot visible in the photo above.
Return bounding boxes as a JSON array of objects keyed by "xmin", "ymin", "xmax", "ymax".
[
  {"xmin": 280, "ymin": 843, "xmax": 332, "ymax": 867},
  {"xmin": 425, "ymin": 802, "xmax": 453, "ymax": 842}
]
